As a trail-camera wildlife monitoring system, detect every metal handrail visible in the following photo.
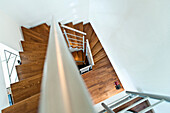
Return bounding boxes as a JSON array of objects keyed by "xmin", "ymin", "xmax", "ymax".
[
  {"xmin": 61, "ymin": 24, "xmax": 86, "ymax": 35},
  {"xmin": 126, "ymin": 91, "xmax": 170, "ymax": 102}
]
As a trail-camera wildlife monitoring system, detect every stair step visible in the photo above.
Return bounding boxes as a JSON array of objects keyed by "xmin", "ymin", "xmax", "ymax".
[
  {"xmin": 11, "ymin": 74, "xmax": 42, "ymax": 103},
  {"xmin": 93, "ymin": 56, "xmax": 111, "ymax": 70},
  {"xmin": 21, "ymin": 27, "xmax": 48, "ymax": 43},
  {"xmin": 91, "ymin": 41, "xmax": 103, "ymax": 57},
  {"xmin": 21, "ymin": 41, "xmax": 47, "ymax": 51},
  {"xmin": 2, "ymin": 93, "xmax": 40, "ymax": 113},
  {"xmin": 72, "ymin": 51, "xmax": 84, "ymax": 65},
  {"xmin": 16, "ymin": 62, "xmax": 44, "ymax": 80},
  {"xmin": 19, "ymin": 51, "xmax": 46, "ymax": 64},
  {"xmin": 30, "ymin": 23, "xmax": 50, "ymax": 38},
  {"xmin": 93, "ymin": 48, "xmax": 107, "ymax": 63},
  {"xmin": 89, "ymin": 33, "xmax": 99, "ymax": 49},
  {"xmin": 83, "ymin": 23, "xmax": 94, "ymax": 42}
]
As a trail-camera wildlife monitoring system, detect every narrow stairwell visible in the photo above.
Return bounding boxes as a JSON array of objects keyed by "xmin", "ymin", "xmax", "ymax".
[
  {"xmin": 2, "ymin": 21, "xmax": 155, "ymax": 113},
  {"xmin": 59, "ymin": 22, "xmax": 86, "ymax": 66},
  {"xmin": 60, "ymin": 21, "xmax": 124, "ymax": 104},
  {"xmin": 60, "ymin": 22, "xmax": 154, "ymax": 113},
  {"xmin": 2, "ymin": 23, "xmax": 50, "ymax": 113}
]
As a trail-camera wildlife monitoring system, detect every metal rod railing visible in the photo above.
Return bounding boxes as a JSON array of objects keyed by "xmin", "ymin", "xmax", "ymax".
[
  {"xmin": 126, "ymin": 91, "xmax": 170, "ymax": 102},
  {"xmin": 61, "ymin": 24, "xmax": 86, "ymax": 35},
  {"xmin": 66, "ymin": 33, "xmax": 84, "ymax": 39}
]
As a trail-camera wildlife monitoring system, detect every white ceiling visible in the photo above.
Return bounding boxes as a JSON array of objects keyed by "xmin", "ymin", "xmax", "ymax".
[{"xmin": 0, "ymin": 0, "xmax": 89, "ymax": 27}]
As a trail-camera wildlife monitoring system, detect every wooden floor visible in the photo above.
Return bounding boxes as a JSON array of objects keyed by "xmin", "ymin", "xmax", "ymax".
[{"xmin": 82, "ymin": 23, "xmax": 124, "ymax": 104}]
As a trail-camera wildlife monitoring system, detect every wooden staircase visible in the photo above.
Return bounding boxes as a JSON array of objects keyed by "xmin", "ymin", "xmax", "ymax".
[
  {"xmin": 2, "ymin": 23, "xmax": 50, "ymax": 113},
  {"xmin": 2, "ymin": 22, "xmax": 153, "ymax": 113},
  {"xmin": 82, "ymin": 23, "xmax": 153, "ymax": 112}
]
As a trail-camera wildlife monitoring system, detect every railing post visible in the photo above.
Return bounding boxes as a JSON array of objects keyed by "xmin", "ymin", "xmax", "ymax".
[
  {"xmin": 83, "ymin": 35, "xmax": 84, "ymax": 52},
  {"xmin": 63, "ymin": 29, "xmax": 71, "ymax": 48}
]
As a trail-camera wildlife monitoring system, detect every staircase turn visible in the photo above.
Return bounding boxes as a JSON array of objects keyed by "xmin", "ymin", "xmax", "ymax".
[{"xmin": 2, "ymin": 23, "xmax": 50, "ymax": 113}]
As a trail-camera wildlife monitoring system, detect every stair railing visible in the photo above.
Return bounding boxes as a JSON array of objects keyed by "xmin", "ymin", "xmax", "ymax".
[
  {"xmin": 61, "ymin": 24, "xmax": 86, "ymax": 53},
  {"xmin": 39, "ymin": 20, "xmax": 96, "ymax": 113},
  {"xmin": 101, "ymin": 91, "xmax": 169, "ymax": 113},
  {"xmin": 4, "ymin": 50, "xmax": 20, "ymax": 84}
]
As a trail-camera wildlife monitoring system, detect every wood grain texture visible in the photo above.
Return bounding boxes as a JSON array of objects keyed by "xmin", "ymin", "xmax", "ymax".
[
  {"xmin": 82, "ymin": 23, "xmax": 124, "ymax": 104},
  {"xmin": 91, "ymin": 41, "xmax": 103, "ymax": 56},
  {"xmin": 113, "ymin": 97, "xmax": 153, "ymax": 113},
  {"xmin": 93, "ymin": 48, "xmax": 106, "ymax": 63},
  {"xmin": 16, "ymin": 62, "xmax": 44, "ymax": 80},
  {"xmin": 2, "ymin": 23, "xmax": 49, "ymax": 113},
  {"xmin": 21, "ymin": 41, "xmax": 47, "ymax": 52},
  {"xmin": 11, "ymin": 74, "xmax": 42, "ymax": 103},
  {"xmin": 21, "ymin": 27, "xmax": 47, "ymax": 43},
  {"xmin": 19, "ymin": 51, "xmax": 46, "ymax": 64},
  {"xmin": 83, "ymin": 23, "xmax": 94, "ymax": 42},
  {"xmin": 2, "ymin": 93, "xmax": 40, "ymax": 113},
  {"xmin": 72, "ymin": 51, "xmax": 84, "ymax": 65},
  {"xmin": 89, "ymin": 33, "xmax": 98, "ymax": 49},
  {"xmin": 30, "ymin": 23, "xmax": 50, "ymax": 38}
]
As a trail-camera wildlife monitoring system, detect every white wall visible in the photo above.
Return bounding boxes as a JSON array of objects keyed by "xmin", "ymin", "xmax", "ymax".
[
  {"xmin": 89, "ymin": 0, "xmax": 170, "ymax": 112},
  {"xmin": 0, "ymin": 0, "xmax": 89, "ymax": 27},
  {"xmin": 0, "ymin": 56, "xmax": 9, "ymax": 113},
  {"xmin": 0, "ymin": 12, "xmax": 22, "ymax": 111},
  {"xmin": 0, "ymin": 10, "xmax": 23, "ymax": 51}
]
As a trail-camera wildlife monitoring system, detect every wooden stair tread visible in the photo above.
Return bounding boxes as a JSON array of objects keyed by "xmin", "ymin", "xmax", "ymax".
[
  {"xmin": 19, "ymin": 51, "xmax": 46, "ymax": 64},
  {"xmin": 93, "ymin": 48, "xmax": 107, "ymax": 63},
  {"xmin": 83, "ymin": 23, "xmax": 94, "ymax": 42},
  {"xmin": 91, "ymin": 41, "xmax": 103, "ymax": 57},
  {"xmin": 16, "ymin": 62, "xmax": 44, "ymax": 80},
  {"xmin": 21, "ymin": 27, "xmax": 48, "ymax": 43},
  {"xmin": 2, "ymin": 93, "xmax": 40, "ymax": 113},
  {"xmin": 82, "ymin": 64, "xmax": 122, "ymax": 104},
  {"xmin": 72, "ymin": 51, "xmax": 84, "ymax": 65},
  {"xmin": 11, "ymin": 74, "xmax": 42, "ymax": 103},
  {"xmin": 30, "ymin": 23, "xmax": 50, "ymax": 37},
  {"xmin": 89, "ymin": 33, "xmax": 98, "ymax": 49},
  {"xmin": 93, "ymin": 56, "xmax": 111, "ymax": 70},
  {"xmin": 21, "ymin": 41, "xmax": 47, "ymax": 51}
]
